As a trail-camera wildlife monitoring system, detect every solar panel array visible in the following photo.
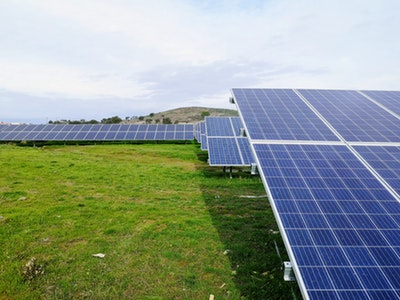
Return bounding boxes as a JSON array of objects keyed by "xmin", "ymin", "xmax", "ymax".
[
  {"xmin": 205, "ymin": 116, "xmax": 253, "ymax": 166},
  {"xmin": 0, "ymin": 123, "xmax": 194, "ymax": 141},
  {"xmin": 231, "ymin": 88, "xmax": 400, "ymax": 300}
]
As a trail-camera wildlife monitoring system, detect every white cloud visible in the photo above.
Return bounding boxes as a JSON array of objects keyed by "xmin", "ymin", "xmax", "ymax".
[
  {"xmin": 0, "ymin": 60, "xmax": 151, "ymax": 98},
  {"xmin": 0, "ymin": 0, "xmax": 399, "ymax": 122}
]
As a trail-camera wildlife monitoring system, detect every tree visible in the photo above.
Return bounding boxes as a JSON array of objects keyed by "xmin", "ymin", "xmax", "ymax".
[
  {"xmin": 101, "ymin": 116, "xmax": 122, "ymax": 124},
  {"xmin": 201, "ymin": 111, "xmax": 210, "ymax": 119},
  {"xmin": 162, "ymin": 117, "xmax": 172, "ymax": 124}
]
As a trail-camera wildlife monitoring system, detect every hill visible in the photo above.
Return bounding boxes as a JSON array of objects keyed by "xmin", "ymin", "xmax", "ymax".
[{"xmin": 129, "ymin": 107, "xmax": 238, "ymax": 124}]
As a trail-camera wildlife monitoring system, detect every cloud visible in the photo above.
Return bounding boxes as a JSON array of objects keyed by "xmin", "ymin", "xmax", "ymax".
[{"xmin": 0, "ymin": 0, "xmax": 400, "ymax": 122}]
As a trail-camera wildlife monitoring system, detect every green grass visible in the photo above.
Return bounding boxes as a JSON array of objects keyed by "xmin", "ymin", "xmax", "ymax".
[{"xmin": 0, "ymin": 143, "xmax": 301, "ymax": 299}]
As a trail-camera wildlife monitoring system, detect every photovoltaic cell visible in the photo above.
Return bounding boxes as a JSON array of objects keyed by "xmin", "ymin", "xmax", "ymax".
[
  {"xmin": 0, "ymin": 123, "xmax": 195, "ymax": 141},
  {"xmin": 231, "ymin": 87, "xmax": 400, "ymax": 299},
  {"xmin": 205, "ymin": 117, "xmax": 254, "ymax": 166},
  {"xmin": 237, "ymin": 137, "xmax": 253, "ymax": 165},
  {"xmin": 361, "ymin": 90, "xmax": 400, "ymax": 117},
  {"xmin": 354, "ymin": 145, "xmax": 400, "ymax": 195},
  {"xmin": 231, "ymin": 117, "xmax": 243, "ymax": 136},
  {"xmin": 253, "ymin": 143, "xmax": 400, "ymax": 299},
  {"xmin": 298, "ymin": 89, "xmax": 400, "ymax": 142},
  {"xmin": 205, "ymin": 117, "xmax": 235, "ymax": 136},
  {"xmin": 208, "ymin": 138, "xmax": 243, "ymax": 166},
  {"xmin": 232, "ymin": 89, "xmax": 340, "ymax": 141}
]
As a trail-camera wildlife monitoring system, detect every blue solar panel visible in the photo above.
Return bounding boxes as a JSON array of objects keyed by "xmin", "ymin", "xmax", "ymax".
[
  {"xmin": 75, "ymin": 132, "xmax": 88, "ymax": 140},
  {"xmin": 174, "ymin": 124, "xmax": 183, "ymax": 131},
  {"xmin": 184, "ymin": 131, "xmax": 194, "ymax": 140},
  {"xmin": 12, "ymin": 131, "xmax": 29, "ymax": 140},
  {"xmin": 205, "ymin": 117, "xmax": 235, "ymax": 137},
  {"xmin": 134, "ymin": 131, "xmax": 146, "ymax": 140},
  {"xmin": 93, "ymin": 131, "xmax": 106, "ymax": 140},
  {"xmin": 298, "ymin": 89, "xmax": 400, "ymax": 142},
  {"xmin": 237, "ymin": 137, "xmax": 253, "ymax": 165},
  {"xmin": 115, "ymin": 131, "xmax": 127, "ymax": 140},
  {"xmin": 155, "ymin": 131, "xmax": 165, "ymax": 140},
  {"xmin": 157, "ymin": 124, "xmax": 167, "ymax": 131},
  {"xmin": 230, "ymin": 117, "xmax": 243, "ymax": 136},
  {"xmin": 46, "ymin": 132, "xmax": 58, "ymax": 140},
  {"xmin": 361, "ymin": 90, "xmax": 400, "ymax": 117},
  {"xmin": 200, "ymin": 134, "xmax": 208, "ymax": 150},
  {"xmin": 124, "ymin": 131, "xmax": 137, "ymax": 140},
  {"xmin": 163, "ymin": 131, "xmax": 173, "ymax": 140},
  {"xmin": 204, "ymin": 116, "xmax": 254, "ymax": 166},
  {"xmin": 145, "ymin": 131, "xmax": 156, "ymax": 140},
  {"xmin": 0, "ymin": 123, "xmax": 195, "ymax": 141},
  {"xmin": 208, "ymin": 138, "xmax": 243, "ymax": 166},
  {"xmin": 85, "ymin": 132, "xmax": 97, "ymax": 140},
  {"xmin": 354, "ymin": 146, "xmax": 400, "ymax": 194},
  {"xmin": 174, "ymin": 131, "xmax": 184, "ymax": 140},
  {"xmin": 253, "ymin": 143, "xmax": 400, "ymax": 299},
  {"xmin": 232, "ymin": 89, "xmax": 340, "ymax": 141},
  {"xmin": 63, "ymin": 132, "xmax": 78, "ymax": 140}
]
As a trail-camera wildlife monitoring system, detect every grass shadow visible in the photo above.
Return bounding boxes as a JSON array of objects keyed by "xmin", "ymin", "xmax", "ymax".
[{"xmin": 194, "ymin": 146, "xmax": 301, "ymax": 299}]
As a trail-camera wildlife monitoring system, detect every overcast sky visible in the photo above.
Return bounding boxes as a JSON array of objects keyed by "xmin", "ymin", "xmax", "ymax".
[{"xmin": 1, "ymin": 0, "xmax": 399, "ymax": 123}]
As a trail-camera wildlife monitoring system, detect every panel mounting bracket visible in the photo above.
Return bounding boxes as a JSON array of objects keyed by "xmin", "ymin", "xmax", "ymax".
[{"xmin": 283, "ymin": 261, "xmax": 296, "ymax": 282}]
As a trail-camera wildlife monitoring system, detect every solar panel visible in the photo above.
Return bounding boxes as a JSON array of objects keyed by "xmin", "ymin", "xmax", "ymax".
[
  {"xmin": 232, "ymin": 89, "xmax": 340, "ymax": 141},
  {"xmin": 207, "ymin": 137, "xmax": 243, "ymax": 166},
  {"xmin": 298, "ymin": 89, "xmax": 400, "ymax": 143},
  {"xmin": 237, "ymin": 137, "xmax": 253, "ymax": 165},
  {"xmin": 354, "ymin": 145, "xmax": 400, "ymax": 195},
  {"xmin": 0, "ymin": 123, "xmax": 195, "ymax": 141},
  {"xmin": 205, "ymin": 117, "xmax": 235, "ymax": 136},
  {"xmin": 360, "ymin": 90, "xmax": 400, "ymax": 117},
  {"xmin": 174, "ymin": 131, "xmax": 184, "ymax": 140},
  {"xmin": 200, "ymin": 134, "xmax": 208, "ymax": 150},
  {"xmin": 231, "ymin": 88, "xmax": 400, "ymax": 299},
  {"xmin": 205, "ymin": 117, "xmax": 254, "ymax": 166},
  {"xmin": 253, "ymin": 143, "xmax": 400, "ymax": 299}
]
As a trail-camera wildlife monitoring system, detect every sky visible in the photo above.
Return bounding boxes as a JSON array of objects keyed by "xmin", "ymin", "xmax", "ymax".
[{"xmin": 1, "ymin": 0, "xmax": 399, "ymax": 123}]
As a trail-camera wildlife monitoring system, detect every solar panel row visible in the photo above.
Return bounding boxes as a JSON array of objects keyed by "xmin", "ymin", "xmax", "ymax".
[
  {"xmin": 0, "ymin": 123, "xmax": 194, "ymax": 141},
  {"xmin": 231, "ymin": 89, "xmax": 400, "ymax": 300}
]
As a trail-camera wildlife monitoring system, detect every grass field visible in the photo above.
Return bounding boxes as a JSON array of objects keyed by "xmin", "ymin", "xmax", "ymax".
[{"xmin": 0, "ymin": 143, "xmax": 300, "ymax": 299}]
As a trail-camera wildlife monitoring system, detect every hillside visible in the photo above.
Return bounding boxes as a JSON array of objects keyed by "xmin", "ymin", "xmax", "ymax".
[{"xmin": 129, "ymin": 106, "xmax": 238, "ymax": 124}]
